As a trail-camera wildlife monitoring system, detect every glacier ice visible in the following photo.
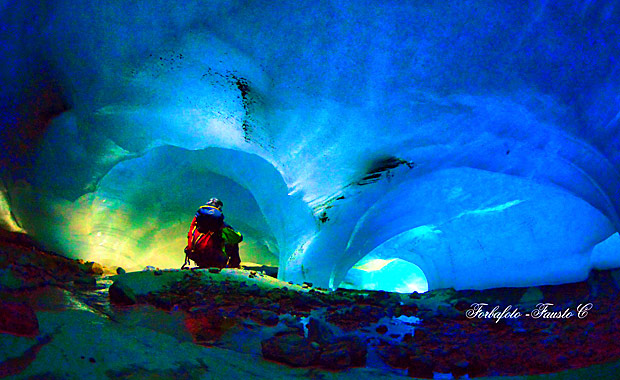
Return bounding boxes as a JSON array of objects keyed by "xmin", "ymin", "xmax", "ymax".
[
  {"xmin": 1, "ymin": 0, "xmax": 620, "ymax": 290},
  {"xmin": 339, "ymin": 256, "xmax": 430, "ymax": 294}
]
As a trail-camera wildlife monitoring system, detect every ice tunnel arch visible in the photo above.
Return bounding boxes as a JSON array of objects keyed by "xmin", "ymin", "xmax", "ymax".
[
  {"xmin": 6, "ymin": 144, "xmax": 315, "ymax": 271},
  {"xmin": 85, "ymin": 145, "xmax": 280, "ymax": 270},
  {"xmin": 338, "ymin": 242, "xmax": 430, "ymax": 294},
  {"xmin": 297, "ymin": 167, "xmax": 619, "ymax": 291},
  {"xmin": 337, "ymin": 227, "xmax": 439, "ymax": 293}
]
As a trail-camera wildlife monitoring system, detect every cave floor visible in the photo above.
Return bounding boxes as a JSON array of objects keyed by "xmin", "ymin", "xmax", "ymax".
[{"xmin": 1, "ymin": 232, "xmax": 620, "ymax": 379}]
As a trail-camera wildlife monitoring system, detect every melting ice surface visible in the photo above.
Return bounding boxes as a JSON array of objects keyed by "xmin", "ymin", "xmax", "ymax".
[{"xmin": 1, "ymin": 0, "xmax": 620, "ymax": 291}]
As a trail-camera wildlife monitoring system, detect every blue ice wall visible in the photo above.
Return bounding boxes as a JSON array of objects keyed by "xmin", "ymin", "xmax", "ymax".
[{"xmin": 1, "ymin": 1, "xmax": 619, "ymax": 288}]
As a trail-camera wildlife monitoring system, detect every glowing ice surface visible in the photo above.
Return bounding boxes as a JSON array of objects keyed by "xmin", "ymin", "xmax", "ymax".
[{"xmin": 342, "ymin": 257, "xmax": 429, "ymax": 294}]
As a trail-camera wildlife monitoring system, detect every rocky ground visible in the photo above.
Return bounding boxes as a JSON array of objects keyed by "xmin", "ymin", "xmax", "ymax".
[{"xmin": 2, "ymin": 230, "xmax": 620, "ymax": 379}]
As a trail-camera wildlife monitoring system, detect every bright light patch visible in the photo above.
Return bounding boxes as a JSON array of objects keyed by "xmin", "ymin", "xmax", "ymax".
[
  {"xmin": 340, "ymin": 256, "xmax": 429, "ymax": 293},
  {"xmin": 455, "ymin": 199, "xmax": 524, "ymax": 219},
  {"xmin": 353, "ymin": 258, "xmax": 397, "ymax": 272},
  {"xmin": 0, "ymin": 190, "xmax": 23, "ymax": 232}
]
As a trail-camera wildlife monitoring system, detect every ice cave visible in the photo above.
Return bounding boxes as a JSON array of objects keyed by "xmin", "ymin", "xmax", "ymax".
[
  {"xmin": 2, "ymin": 0, "xmax": 620, "ymax": 293},
  {"xmin": 3, "ymin": 0, "xmax": 620, "ymax": 378}
]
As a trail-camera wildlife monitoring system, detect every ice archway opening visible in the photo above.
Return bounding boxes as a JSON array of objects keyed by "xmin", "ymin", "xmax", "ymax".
[
  {"xmin": 3, "ymin": 142, "xmax": 315, "ymax": 272},
  {"xmin": 290, "ymin": 166, "xmax": 620, "ymax": 291}
]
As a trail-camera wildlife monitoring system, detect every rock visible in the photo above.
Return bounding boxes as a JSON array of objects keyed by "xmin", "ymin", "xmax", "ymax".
[
  {"xmin": 424, "ymin": 287, "xmax": 458, "ymax": 301},
  {"xmin": 280, "ymin": 315, "xmax": 305, "ymax": 332},
  {"xmin": 320, "ymin": 336, "xmax": 367, "ymax": 369},
  {"xmin": 261, "ymin": 332, "xmax": 319, "ymax": 367},
  {"xmin": 402, "ymin": 332, "xmax": 414, "ymax": 344},
  {"xmin": 414, "ymin": 327, "xmax": 431, "ymax": 341},
  {"xmin": 369, "ymin": 290, "xmax": 391, "ymax": 301},
  {"xmin": 17, "ymin": 254, "xmax": 29, "ymax": 266},
  {"xmin": 0, "ymin": 268, "xmax": 24, "ymax": 290},
  {"xmin": 557, "ymin": 355, "xmax": 569, "ymax": 365},
  {"xmin": 453, "ymin": 299, "xmax": 472, "ymax": 312},
  {"xmin": 377, "ymin": 342, "xmax": 410, "ymax": 369},
  {"xmin": 416, "ymin": 309, "xmax": 436, "ymax": 320},
  {"xmin": 455, "ymin": 359, "xmax": 469, "ymax": 368},
  {"xmin": 610, "ymin": 269, "xmax": 620, "ymax": 290},
  {"xmin": 307, "ymin": 317, "xmax": 334, "ymax": 345},
  {"xmin": 543, "ymin": 334, "xmax": 560, "ymax": 344},
  {"xmin": 519, "ymin": 286, "xmax": 544, "ymax": 308},
  {"xmin": 376, "ymin": 324, "xmax": 388, "ymax": 334},
  {"xmin": 250, "ymin": 309, "xmax": 279, "ymax": 326},
  {"xmin": 266, "ymin": 289, "xmax": 282, "ymax": 301},
  {"xmin": 436, "ymin": 304, "xmax": 461, "ymax": 319},
  {"xmin": 407, "ymin": 355, "xmax": 435, "ymax": 379},
  {"xmin": 465, "ymin": 357, "xmax": 488, "ymax": 377},
  {"xmin": 337, "ymin": 336, "xmax": 367, "ymax": 366},
  {"xmin": 185, "ymin": 308, "xmax": 238, "ymax": 343},
  {"xmin": 0, "ymin": 300, "xmax": 39, "ymax": 337},
  {"xmin": 116, "ymin": 267, "xmax": 126, "ymax": 274},
  {"xmin": 91, "ymin": 262, "xmax": 104, "ymax": 275},
  {"xmin": 74, "ymin": 275, "xmax": 97, "ymax": 287},
  {"xmin": 506, "ymin": 318, "xmax": 528, "ymax": 333},
  {"xmin": 586, "ymin": 270, "xmax": 619, "ymax": 298},
  {"xmin": 83, "ymin": 262, "xmax": 104, "ymax": 275},
  {"xmin": 109, "ymin": 280, "xmax": 137, "ymax": 305},
  {"xmin": 319, "ymin": 341, "xmax": 351, "ymax": 369},
  {"xmin": 451, "ymin": 359, "xmax": 469, "ymax": 378}
]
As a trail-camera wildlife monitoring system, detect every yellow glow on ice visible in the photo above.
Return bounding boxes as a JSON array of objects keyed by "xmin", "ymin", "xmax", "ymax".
[{"xmin": 353, "ymin": 258, "xmax": 398, "ymax": 272}]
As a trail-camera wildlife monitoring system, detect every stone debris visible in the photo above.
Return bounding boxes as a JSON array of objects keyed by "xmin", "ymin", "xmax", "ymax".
[
  {"xmin": 2, "ymin": 230, "xmax": 620, "ymax": 378},
  {"xmin": 0, "ymin": 300, "xmax": 39, "ymax": 337}
]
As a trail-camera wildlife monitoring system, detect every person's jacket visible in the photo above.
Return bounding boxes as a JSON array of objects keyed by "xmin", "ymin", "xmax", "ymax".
[{"xmin": 186, "ymin": 207, "xmax": 243, "ymax": 253}]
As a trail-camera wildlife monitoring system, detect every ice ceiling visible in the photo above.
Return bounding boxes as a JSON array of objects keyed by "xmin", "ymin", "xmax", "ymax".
[{"xmin": 1, "ymin": 0, "xmax": 620, "ymax": 291}]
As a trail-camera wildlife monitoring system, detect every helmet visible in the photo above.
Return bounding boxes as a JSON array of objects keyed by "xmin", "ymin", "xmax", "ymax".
[{"xmin": 206, "ymin": 197, "xmax": 223, "ymax": 210}]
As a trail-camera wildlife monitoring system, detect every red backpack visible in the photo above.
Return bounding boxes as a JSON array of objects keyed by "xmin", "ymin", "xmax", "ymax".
[{"xmin": 182, "ymin": 206, "xmax": 226, "ymax": 268}]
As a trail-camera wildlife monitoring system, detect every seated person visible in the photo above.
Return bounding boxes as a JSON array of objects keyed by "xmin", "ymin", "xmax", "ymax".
[{"xmin": 183, "ymin": 198, "xmax": 243, "ymax": 269}]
